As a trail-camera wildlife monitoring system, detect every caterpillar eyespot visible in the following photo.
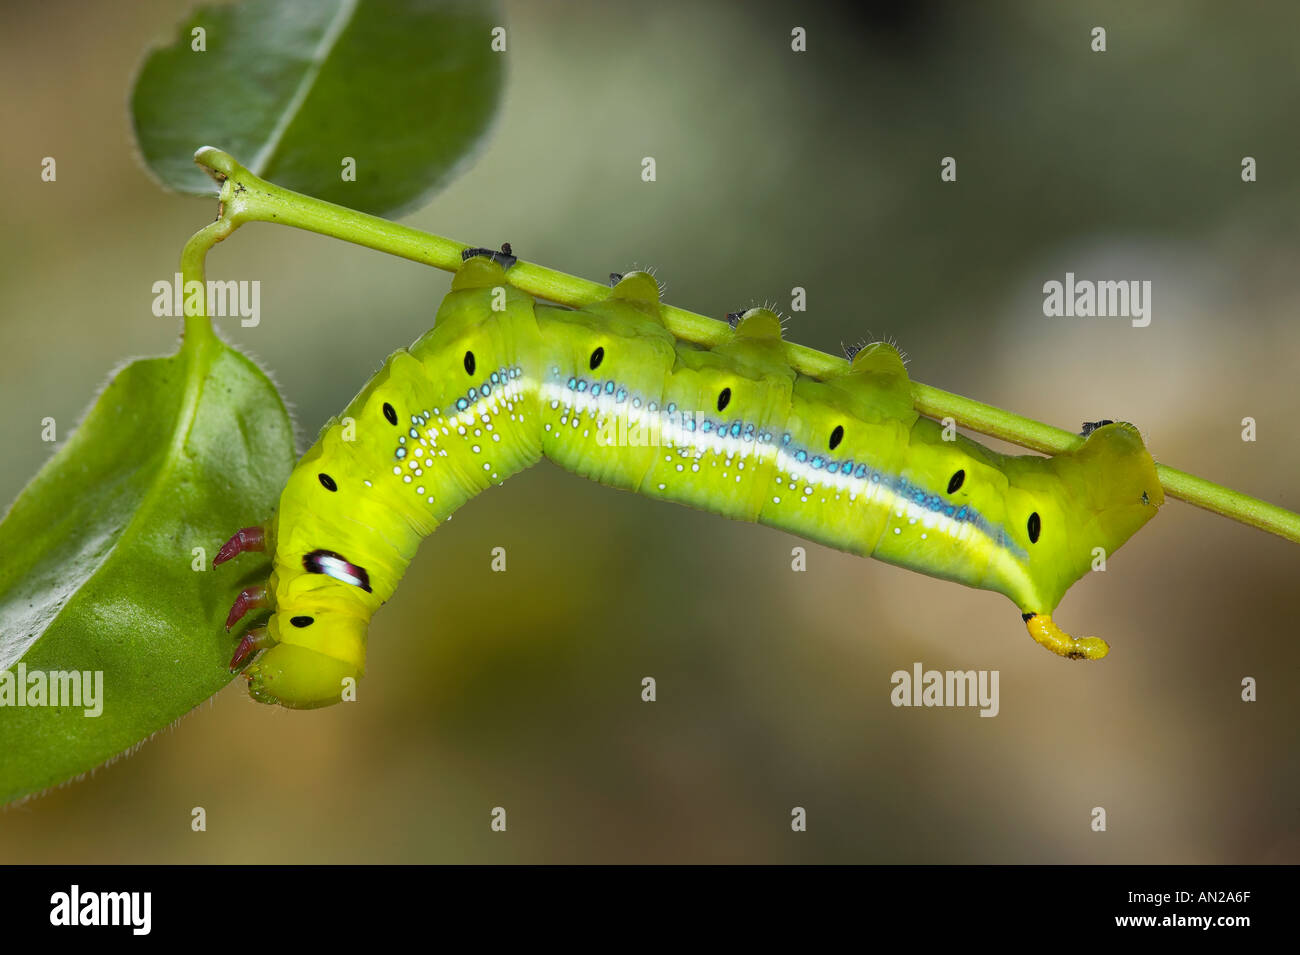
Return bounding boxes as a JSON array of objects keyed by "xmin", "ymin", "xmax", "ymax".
[
  {"xmin": 302, "ymin": 549, "xmax": 372, "ymax": 593},
  {"xmin": 215, "ymin": 257, "xmax": 1164, "ymax": 708}
]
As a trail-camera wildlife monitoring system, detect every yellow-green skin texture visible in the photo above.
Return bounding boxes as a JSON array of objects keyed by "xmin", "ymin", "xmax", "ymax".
[{"xmin": 245, "ymin": 258, "xmax": 1163, "ymax": 707}]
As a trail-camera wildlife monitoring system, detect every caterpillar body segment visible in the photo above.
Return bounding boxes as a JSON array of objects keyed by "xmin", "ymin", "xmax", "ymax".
[{"xmin": 215, "ymin": 256, "xmax": 1162, "ymax": 708}]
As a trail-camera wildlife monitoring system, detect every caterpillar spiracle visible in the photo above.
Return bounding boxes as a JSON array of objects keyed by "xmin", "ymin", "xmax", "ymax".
[{"xmin": 214, "ymin": 252, "xmax": 1163, "ymax": 708}]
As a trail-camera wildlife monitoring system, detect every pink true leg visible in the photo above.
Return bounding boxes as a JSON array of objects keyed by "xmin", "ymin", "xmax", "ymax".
[
  {"xmin": 213, "ymin": 526, "xmax": 266, "ymax": 566},
  {"xmin": 229, "ymin": 625, "xmax": 275, "ymax": 671},
  {"xmin": 225, "ymin": 585, "xmax": 269, "ymax": 631}
]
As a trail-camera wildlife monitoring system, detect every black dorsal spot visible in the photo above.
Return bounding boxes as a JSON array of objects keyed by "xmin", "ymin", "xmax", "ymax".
[
  {"xmin": 590, "ymin": 346, "xmax": 604, "ymax": 370},
  {"xmin": 382, "ymin": 402, "xmax": 397, "ymax": 426},
  {"xmin": 947, "ymin": 469, "xmax": 965, "ymax": 494},
  {"xmin": 318, "ymin": 473, "xmax": 338, "ymax": 492},
  {"xmin": 717, "ymin": 387, "xmax": 731, "ymax": 412},
  {"xmin": 829, "ymin": 425, "xmax": 844, "ymax": 451},
  {"xmin": 1027, "ymin": 511, "xmax": 1041, "ymax": 544},
  {"xmin": 290, "ymin": 615, "xmax": 314, "ymax": 628},
  {"xmin": 464, "ymin": 350, "xmax": 476, "ymax": 376}
]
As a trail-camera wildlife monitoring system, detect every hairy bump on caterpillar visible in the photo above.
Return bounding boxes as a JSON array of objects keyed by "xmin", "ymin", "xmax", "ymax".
[{"xmin": 213, "ymin": 254, "xmax": 1163, "ymax": 708}]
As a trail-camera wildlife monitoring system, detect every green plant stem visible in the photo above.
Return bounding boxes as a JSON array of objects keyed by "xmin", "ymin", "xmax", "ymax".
[
  {"xmin": 179, "ymin": 218, "xmax": 228, "ymax": 350},
  {"xmin": 188, "ymin": 147, "xmax": 1300, "ymax": 545}
]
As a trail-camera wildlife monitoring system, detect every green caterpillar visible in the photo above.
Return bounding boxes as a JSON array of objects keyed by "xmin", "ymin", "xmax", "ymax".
[{"xmin": 214, "ymin": 252, "xmax": 1163, "ymax": 708}]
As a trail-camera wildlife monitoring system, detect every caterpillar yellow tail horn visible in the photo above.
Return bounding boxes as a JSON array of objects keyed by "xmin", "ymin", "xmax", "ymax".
[{"xmin": 1023, "ymin": 613, "xmax": 1110, "ymax": 661}]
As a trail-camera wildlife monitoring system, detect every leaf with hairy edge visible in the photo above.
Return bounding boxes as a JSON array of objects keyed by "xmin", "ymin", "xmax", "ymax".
[
  {"xmin": 0, "ymin": 336, "xmax": 294, "ymax": 805},
  {"xmin": 130, "ymin": 0, "xmax": 505, "ymax": 217}
]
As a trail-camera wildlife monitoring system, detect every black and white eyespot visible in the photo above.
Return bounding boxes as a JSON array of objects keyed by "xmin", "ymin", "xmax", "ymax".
[
  {"xmin": 290, "ymin": 615, "xmax": 314, "ymax": 628},
  {"xmin": 318, "ymin": 473, "xmax": 338, "ymax": 492},
  {"xmin": 464, "ymin": 350, "xmax": 476, "ymax": 376},
  {"xmin": 382, "ymin": 402, "xmax": 398, "ymax": 426},
  {"xmin": 828, "ymin": 425, "xmax": 844, "ymax": 451},
  {"xmin": 590, "ymin": 346, "xmax": 604, "ymax": 370},
  {"xmin": 303, "ymin": 549, "xmax": 373, "ymax": 593},
  {"xmin": 947, "ymin": 470, "xmax": 965, "ymax": 494},
  {"xmin": 717, "ymin": 387, "xmax": 731, "ymax": 412},
  {"xmin": 1027, "ymin": 511, "xmax": 1041, "ymax": 544}
]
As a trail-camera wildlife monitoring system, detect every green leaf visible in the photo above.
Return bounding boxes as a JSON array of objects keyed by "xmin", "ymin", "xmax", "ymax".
[
  {"xmin": 130, "ymin": 0, "xmax": 505, "ymax": 217},
  {"xmin": 0, "ymin": 338, "xmax": 294, "ymax": 805}
]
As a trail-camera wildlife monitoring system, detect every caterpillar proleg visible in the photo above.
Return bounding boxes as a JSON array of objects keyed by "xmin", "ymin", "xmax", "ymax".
[{"xmin": 215, "ymin": 255, "xmax": 1162, "ymax": 708}]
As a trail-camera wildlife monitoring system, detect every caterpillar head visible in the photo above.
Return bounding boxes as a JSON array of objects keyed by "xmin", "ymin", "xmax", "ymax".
[{"xmin": 243, "ymin": 611, "xmax": 367, "ymax": 709}]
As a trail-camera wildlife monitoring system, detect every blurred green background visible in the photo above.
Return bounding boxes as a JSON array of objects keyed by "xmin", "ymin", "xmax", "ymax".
[{"xmin": 1, "ymin": 0, "xmax": 1296, "ymax": 862}]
